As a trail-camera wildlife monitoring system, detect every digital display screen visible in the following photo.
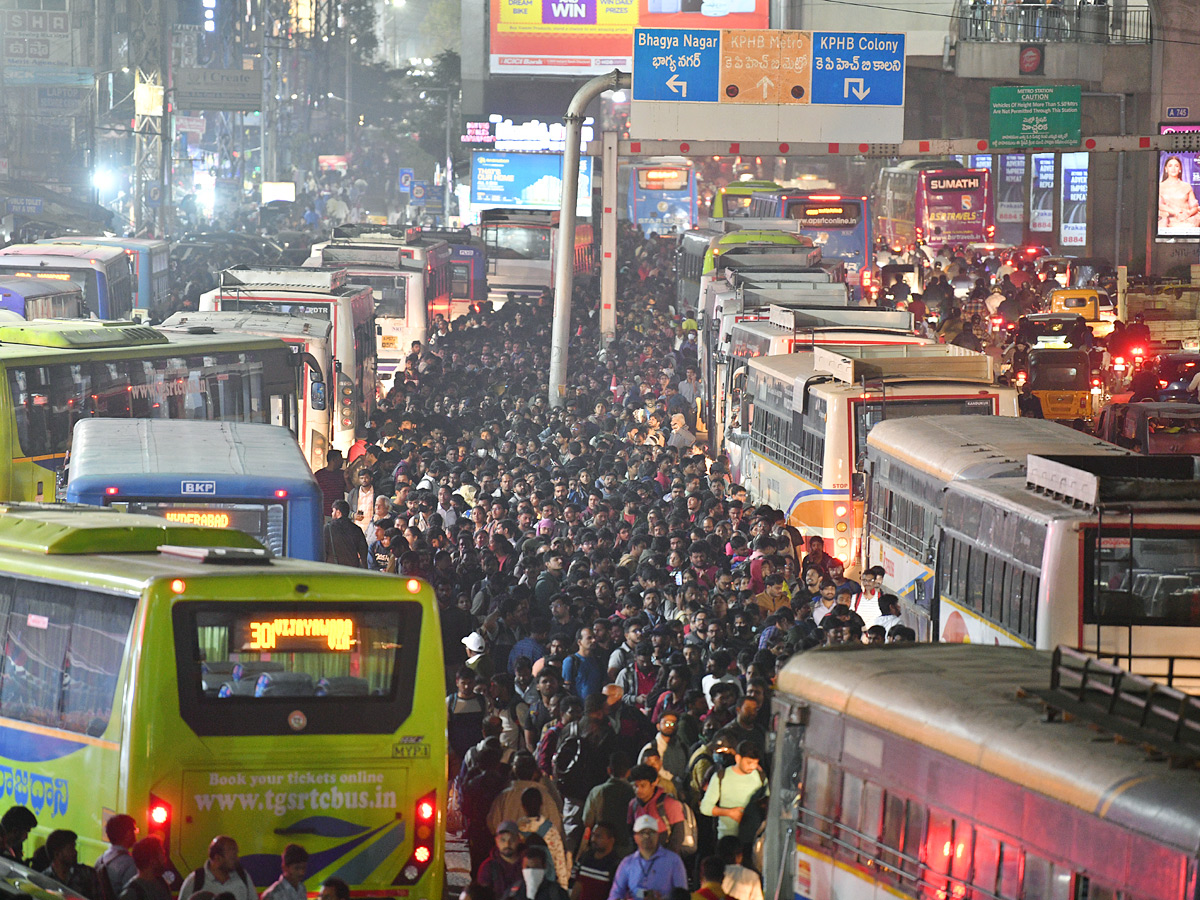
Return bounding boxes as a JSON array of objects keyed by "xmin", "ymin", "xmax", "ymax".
[
  {"xmin": 1157, "ymin": 124, "xmax": 1200, "ymax": 241},
  {"xmin": 927, "ymin": 174, "xmax": 983, "ymax": 193},
  {"xmin": 126, "ymin": 501, "xmax": 268, "ymax": 536},
  {"xmin": 791, "ymin": 201, "xmax": 862, "ymax": 228},
  {"xmin": 637, "ymin": 168, "xmax": 690, "ymax": 191},
  {"xmin": 236, "ymin": 615, "xmax": 357, "ymax": 651}
]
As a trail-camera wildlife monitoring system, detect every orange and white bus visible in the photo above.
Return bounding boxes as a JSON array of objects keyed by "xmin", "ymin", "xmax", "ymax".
[{"xmin": 733, "ymin": 345, "xmax": 1017, "ymax": 567}]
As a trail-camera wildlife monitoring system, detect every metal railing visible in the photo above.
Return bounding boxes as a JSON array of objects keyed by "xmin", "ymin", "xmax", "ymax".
[{"xmin": 954, "ymin": 0, "xmax": 1150, "ymax": 44}]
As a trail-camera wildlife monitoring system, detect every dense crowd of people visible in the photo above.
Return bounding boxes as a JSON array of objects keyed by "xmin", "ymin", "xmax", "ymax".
[{"xmin": 312, "ymin": 224, "xmax": 914, "ymax": 900}]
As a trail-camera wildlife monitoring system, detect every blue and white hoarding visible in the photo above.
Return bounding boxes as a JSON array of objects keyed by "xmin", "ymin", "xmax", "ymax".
[{"xmin": 471, "ymin": 153, "xmax": 593, "ymax": 217}]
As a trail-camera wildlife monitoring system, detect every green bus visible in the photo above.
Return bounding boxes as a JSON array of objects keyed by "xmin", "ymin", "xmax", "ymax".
[
  {"xmin": 0, "ymin": 320, "xmax": 305, "ymax": 502},
  {"xmin": 0, "ymin": 505, "xmax": 445, "ymax": 900}
]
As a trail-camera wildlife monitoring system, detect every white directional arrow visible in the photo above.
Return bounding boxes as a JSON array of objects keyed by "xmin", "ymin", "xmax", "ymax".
[
  {"xmin": 755, "ymin": 75, "xmax": 774, "ymax": 99},
  {"xmin": 666, "ymin": 74, "xmax": 687, "ymax": 98},
  {"xmin": 844, "ymin": 77, "xmax": 870, "ymax": 101}
]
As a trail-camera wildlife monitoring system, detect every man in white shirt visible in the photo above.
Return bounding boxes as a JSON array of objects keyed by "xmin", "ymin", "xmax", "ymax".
[
  {"xmin": 261, "ymin": 845, "xmax": 308, "ymax": 900},
  {"xmin": 177, "ymin": 836, "xmax": 257, "ymax": 900}
]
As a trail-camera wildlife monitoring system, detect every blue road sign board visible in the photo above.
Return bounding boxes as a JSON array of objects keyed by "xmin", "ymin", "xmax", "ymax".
[
  {"xmin": 398, "ymin": 167, "xmax": 414, "ymax": 193},
  {"xmin": 632, "ymin": 28, "xmax": 721, "ymax": 103},
  {"xmin": 145, "ymin": 184, "xmax": 163, "ymax": 208},
  {"xmin": 426, "ymin": 184, "xmax": 444, "ymax": 206},
  {"xmin": 5, "ymin": 198, "xmax": 42, "ymax": 215},
  {"xmin": 809, "ymin": 32, "xmax": 905, "ymax": 107},
  {"xmin": 410, "ymin": 181, "xmax": 428, "ymax": 206},
  {"xmin": 1167, "ymin": 107, "xmax": 1190, "ymax": 119}
]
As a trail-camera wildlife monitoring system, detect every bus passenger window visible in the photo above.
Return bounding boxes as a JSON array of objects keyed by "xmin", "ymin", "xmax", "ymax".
[
  {"xmin": 996, "ymin": 843, "xmax": 1022, "ymax": 900},
  {"xmin": 800, "ymin": 758, "xmax": 835, "ymax": 840},
  {"xmin": 879, "ymin": 794, "xmax": 906, "ymax": 871},
  {"xmin": 971, "ymin": 829, "xmax": 1001, "ymax": 899},
  {"xmin": 1022, "ymin": 853, "xmax": 1072, "ymax": 900}
]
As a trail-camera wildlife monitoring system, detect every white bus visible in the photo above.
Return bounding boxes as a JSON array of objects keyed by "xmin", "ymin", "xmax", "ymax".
[
  {"xmin": 937, "ymin": 454, "xmax": 1200, "ymax": 660},
  {"xmin": 199, "ymin": 267, "xmax": 376, "ymax": 438},
  {"xmin": 864, "ymin": 416, "xmax": 1133, "ymax": 638},
  {"xmin": 479, "ymin": 209, "xmax": 595, "ymax": 304},
  {"xmin": 734, "ymin": 345, "xmax": 1017, "ymax": 566},
  {"xmin": 710, "ymin": 304, "xmax": 923, "ymax": 450},
  {"xmin": 160, "ymin": 309, "xmax": 341, "ymax": 467},
  {"xmin": 766, "ymin": 645, "xmax": 1200, "ymax": 900}
]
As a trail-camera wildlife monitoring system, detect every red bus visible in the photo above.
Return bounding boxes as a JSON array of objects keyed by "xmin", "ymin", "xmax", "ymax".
[{"xmin": 874, "ymin": 161, "xmax": 995, "ymax": 253}]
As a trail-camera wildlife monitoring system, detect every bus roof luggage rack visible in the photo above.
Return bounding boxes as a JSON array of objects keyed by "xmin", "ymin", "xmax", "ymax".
[
  {"xmin": 812, "ymin": 344, "xmax": 994, "ymax": 384},
  {"xmin": 220, "ymin": 266, "xmax": 346, "ymax": 290},
  {"xmin": 766, "ymin": 304, "xmax": 913, "ymax": 331},
  {"xmin": 332, "ymin": 224, "xmax": 410, "ymax": 240},
  {"xmin": 161, "ymin": 310, "xmax": 329, "ymax": 336},
  {"xmin": 1025, "ymin": 454, "xmax": 1200, "ymax": 508},
  {"xmin": 1029, "ymin": 646, "xmax": 1200, "ymax": 766},
  {"xmin": 0, "ymin": 320, "xmax": 168, "ymax": 349},
  {"xmin": 157, "ymin": 545, "xmax": 274, "ymax": 564},
  {"xmin": 319, "ymin": 244, "xmax": 412, "ymax": 267}
]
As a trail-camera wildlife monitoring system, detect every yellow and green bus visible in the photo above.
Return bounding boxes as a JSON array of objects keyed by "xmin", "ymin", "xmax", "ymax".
[
  {"xmin": 710, "ymin": 179, "xmax": 782, "ymax": 218},
  {"xmin": 0, "ymin": 320, "xmax": 308, "ymax": 502},
  {"xmin": 0, "ymin": 505, "xmax": 445, "ymax": 900}
]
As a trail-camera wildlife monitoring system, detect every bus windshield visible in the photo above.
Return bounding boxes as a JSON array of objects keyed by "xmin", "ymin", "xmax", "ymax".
[
  {"xmin": 352, "ymin": 274, "xmax": 407, "ymax": 317},
  {"xmin": 0, "ymin": 267, "xmax": 98, "ymax": 312},
  {"xmin": 1089, "ymin": 531, "xmax": 1200, "ymax": 626},
  {"xmin": 854, "ymin": 397, "xmax": 994, "ymax": 463},
  {"xmin": 484, "ymin": 226, "xmax": 551, "ymax": 260}
]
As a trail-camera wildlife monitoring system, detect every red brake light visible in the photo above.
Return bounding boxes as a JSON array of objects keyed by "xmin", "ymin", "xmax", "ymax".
[
  {"xmin": 274, "ymin": 489, "xmax": 288, "ymax": 498},
  {"xmin": 105, "ymin": 486, "xmax": 119, "ymax": 496},
  {"xmin": 150, "ymin": 804, "xmax": 169, "ymax": 826},
  {"xmin": 1133, "ymin": 348, "xmax": 1144, "ymax": 357},
  {"xmin": 414, "ymin": 846, "xmax": 431, "ymax": 863},
  {"xmin": 418, "ymin": 801, "xmax": 435, "ymax": 822},
  {"xmin": 170, "ymin": 579, "xmax": 186, "ymax": 594},
  {"xmin": 1159, "ymin": 380, "xmax": 1169, "ymax": 388},
  {"xmin": 1114, "ymin": 356, "xmax": 1124, "ymax": 364}
]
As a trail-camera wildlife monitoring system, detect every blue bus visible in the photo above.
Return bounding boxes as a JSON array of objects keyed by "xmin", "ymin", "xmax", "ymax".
[
  {"xmin": 0, "ymin": 276, "xmax": 85, "ymax": 319},
  {"xmin": 0, "ymin": 243, "xmax": 134, "ymax": 319},
  {"xmin": 40, "ymin": 237, "xmax": 171, "ymax": 316},
  {"xmin": 748, "ymin": 190, "xmax": 876, "ymax": 301},
  {"xmin": 626, "ymin": 163, "xmax": 698, "ymax": 237},
  {"xmin": 64, "ymin": 419, "xmax": 324, "ymax": 560}
]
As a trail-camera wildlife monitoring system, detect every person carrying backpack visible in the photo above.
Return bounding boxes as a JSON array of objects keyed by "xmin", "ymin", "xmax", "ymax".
[
  {"xmin": 95, "ymin": 815, "xmax": 138, "ymax": 900},
  {"xmin": 177, "ymin": 836, "xmax": 257, "ymax": 900},
  {"xmin": 698, "ymin": 742, "xmax": 768, "ymax": 860}
]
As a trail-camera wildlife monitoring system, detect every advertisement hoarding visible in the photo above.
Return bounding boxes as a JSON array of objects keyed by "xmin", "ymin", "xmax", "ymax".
[
  {"xmin": 1059, "ymin": 151, "xmax": 1088, "ymax": 247},
  {"xmin": 997, "ymin": 154, "xmax": 1025, "ymax": 224},
  {"xmin": 471, "ymin": 152, "xmax": 593, "ymax": 216},
  {"xmin": 1029, "ymin": 153, "xmax": 1055, "ymax": 234},
  {"xmin": 1157, "ymin": 123, "xmax": 1200, "ymax": 241},
  {"xmin": 489, "ymin": 0, "xmax": 769, "ymax": 76}
]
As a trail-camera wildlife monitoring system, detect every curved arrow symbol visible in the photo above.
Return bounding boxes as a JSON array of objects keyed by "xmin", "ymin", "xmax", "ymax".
[{"xmin": 666, "ymin": 73, "xmax": 687, "ymax": 98}]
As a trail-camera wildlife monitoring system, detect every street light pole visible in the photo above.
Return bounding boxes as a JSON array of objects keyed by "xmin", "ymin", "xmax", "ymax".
[{"xmin": 443, "ymin": 90, "xmax": 452, "ymax": 224}]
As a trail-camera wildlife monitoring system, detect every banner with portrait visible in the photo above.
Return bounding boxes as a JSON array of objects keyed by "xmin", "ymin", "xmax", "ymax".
[{"xmin": 1158, "ymin": 124, "xmax": 1200, "ymax": 241}]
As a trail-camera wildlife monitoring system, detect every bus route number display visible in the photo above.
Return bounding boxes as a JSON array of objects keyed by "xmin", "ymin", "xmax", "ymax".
[
  {"xmin": 238, "ymin": 616, "xmax": 356, "ymax": 652},
  {"xmin": 798, "ymin": 202, "xmax": 861, "ymax": 228}
]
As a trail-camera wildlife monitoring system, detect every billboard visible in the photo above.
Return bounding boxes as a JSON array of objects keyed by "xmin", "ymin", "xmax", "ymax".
[
  {"xmin": 489, "ymin": 0, "xmax": 769, "ymax": 75},
  {"xmin": 1060, "ymin": 151, "xmax": 1088, "ymax": 247},
  {"xmin": 1157, "ymin": 123, "xmax": 1200, "ymax": 241},
  {"xmin": 1029, "ymin": 152, "xmax": 1054, "ymax": 234},
  {"xmin": 996, "ymin": 154, "xmax": 1025, "ymax": 224},
  {"xmin": 471, "ymin": 152, "xmax": 594, "ymax": 216}
]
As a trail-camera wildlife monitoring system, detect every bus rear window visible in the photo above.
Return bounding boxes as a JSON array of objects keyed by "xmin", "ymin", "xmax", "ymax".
[
  {"xmin": 174, "ymin": 602, "xmax": 422, "ymax": 735},
  {"xmin": 1087, "ymin": 532, "xmax": 1200, "ymax": 626}
]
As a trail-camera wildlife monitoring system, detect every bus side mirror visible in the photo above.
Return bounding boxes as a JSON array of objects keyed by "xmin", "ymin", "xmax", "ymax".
[{"xmin": 310, "ymin": 380, "xmax": 327, "ymax": 411}]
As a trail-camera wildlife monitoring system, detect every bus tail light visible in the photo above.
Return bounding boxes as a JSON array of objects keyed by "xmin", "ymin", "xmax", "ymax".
[
  {"xmin": 274, "ymin": 489, "xmax": 288, "ymax": 498},
  {"xmin": 148, "ymin": 795, "xmax": 171, "ymax": 848},
  {"xmin": 105, "ymin": 486, "xmax": 119, "ymax": 496},
  {"xmin": 393, "ymin": 790, "xmax": 438, "ymax": 885}
]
